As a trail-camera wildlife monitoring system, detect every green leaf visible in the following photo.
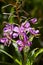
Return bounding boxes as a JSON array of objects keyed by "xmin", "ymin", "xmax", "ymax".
[
  {"xmin": 27, "ymin": 48, "xmax": 43, "ymax": 65},
  {"xmin": 0, "ymin": 49, "xmax": 13, "ymax": 60},
  {"xmin": 9, "ymin": 15, "xmax": 14, "ymax": 23},
  {"xmin": 26, "ymin": 48, "xmax": 38, "ymax": 65},
  {"xmin": 0, "ymin": 49, "xmax": 22, "ymax": 65},
  {"xmin": 12, "ymin": 39, "xmax": 18, "ymax": 51},
  {"xmin": 35, "ymin": 48, "xmax": 43, "ymax": 58},
  {"xmin": 9, "ymin": 7, "xmax": 14, "ymax": 23},
  {"xmin": 0, "ymin": 61, "xmax": 13, "ymax": 65},
  {"xmin": 29, "ymin": 35, "xmax": 34, "ymax": 42},
  {"xmin": 10, "ymin": 7, "xmax": 14, "ymax": 14},
  {"xmin": 26, "ymin": 59, "xmax": 30, "ymax": 65},
  {"xmin": 15, "ymin": 59, "xmax": 22, "ymax": 65}
]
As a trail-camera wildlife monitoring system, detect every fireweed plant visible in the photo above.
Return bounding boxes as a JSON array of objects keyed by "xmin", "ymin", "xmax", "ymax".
[
  {"xmin": 0, "ymin": 18, "xmax": 38, "ymax": 46},
  {"xmin": 0, "ymin": 1, "xmax": 43, "ymax": 65},
  {"xmin": 0, "ymin": 18, "xmax": 39, "ymax": 50},
  {"xmin": 0, "ymin": 18, "xmax": 42, "ymax": 65}
]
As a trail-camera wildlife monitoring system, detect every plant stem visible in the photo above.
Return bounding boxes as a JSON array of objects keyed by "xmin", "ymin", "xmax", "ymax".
[
  {"xmin": 22, "ymin": 50, "xmax": 27, "ymax": 65},
  {"xmin": 16, "ymin": 1, "xmax": 20, "ymax": 24}
]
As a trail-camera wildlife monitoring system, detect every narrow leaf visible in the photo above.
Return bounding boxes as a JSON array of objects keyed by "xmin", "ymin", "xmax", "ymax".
[
  {"xmin": 0, "ymin": 49, "xmax": 22, "ymax": 65},
  {"xmin": 35, "ymin": 48, "xmax": 43, "ymax": 58},
  {"xmin": 0, "ymin": 49, "xmax": 13, "ymax": 60},
  {"xmin": 15, "ymin": 59, "xmax": 22, "ymax": 65}
]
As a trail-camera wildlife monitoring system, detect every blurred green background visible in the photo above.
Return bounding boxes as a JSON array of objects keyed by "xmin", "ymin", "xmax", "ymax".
[{"xmin": 0, "ymin": 0, "xmax": 43, "ymax": 65}]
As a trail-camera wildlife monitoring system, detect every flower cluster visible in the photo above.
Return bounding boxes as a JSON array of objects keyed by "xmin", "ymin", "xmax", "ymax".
[{"xmin": 0, "ymin": 18, "xmax": 39, "ymax": 51}]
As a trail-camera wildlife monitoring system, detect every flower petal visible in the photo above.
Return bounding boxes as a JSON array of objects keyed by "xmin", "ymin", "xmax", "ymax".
[
  {"xmin": 27, "ymin": 41, "xmax": 32, "ymax": 46},
  {"xmin": 16, "ymin": 40, "xmax": 24, "ymax": 46},
  {"xmin": 13, "ymin": 33, "xmax": 18, "ymax": 38},
  {"xmin": 35, "ymin": 30, "xmax": 39, "ymax": 34},
  {"xmin": 20, "ymin": 26, "xmax": 25, "ymax": 32},
  {"xmin": 18, "ymin": 46, "xmax": 23, "ymax": 51},
  {"xmin": 0, "ymin": 38, "xmax": 8, "ymax": 43},
  {"xmin": 23, "ymin": 33, "xmax": 28, "ymax": 42},
  {"xmin": 29, "ymin": 28, "xmax": 39, "ymax": 35},
  {"xmin": 24, "ymin": 22, "xmax": 30, "ymax": 28},
  {"xmin": 22, "ymin": 22, "xmax": 30, "ymax": 28},
  {"xmin": 13, "ymin": 26, "xmax": 19, "ymax": 33},
  {"xmin": 30, "ymin": 18, "xmax": 37, "ymax": 24}
]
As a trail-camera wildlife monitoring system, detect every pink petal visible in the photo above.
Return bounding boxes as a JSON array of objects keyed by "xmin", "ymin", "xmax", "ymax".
[
  {"xmin": 13, "ymin": 27, "xmax": 19, "ymax": 33},
  {"xmin": 16, "ymin": 40, "xmax": 24, "ymax": 46},
  {"xmin": 13, "ymin": 33, "xmax": 18, "ymax": 38},
  {"xmin": 30, "ymin": 18, "xmax": 37, "ymax": 24},
  {"xmin": 18, "ymin": 46, "xmax": 23, "ymax": 51},
  {"xmin": 28, "ymin": 41, "xmax": 32, "ymax": 46}
]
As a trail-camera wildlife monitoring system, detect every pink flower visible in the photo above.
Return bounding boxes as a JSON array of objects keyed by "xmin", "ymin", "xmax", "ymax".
[
  {"xmin": 16, "ymin": 33, "xmax": 32, "ymax": 51},
  {"xmin": 30, "ymin": 18, "xmax": 37, "ymax": 24}
]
